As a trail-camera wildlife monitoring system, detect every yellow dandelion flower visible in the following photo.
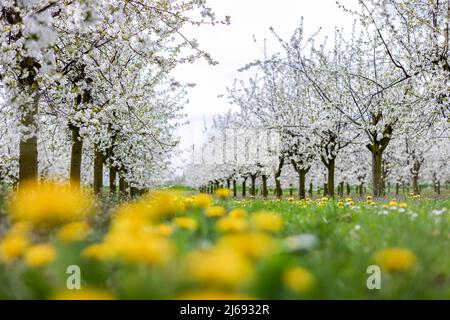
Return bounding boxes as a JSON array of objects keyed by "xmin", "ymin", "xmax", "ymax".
[
  {"xmin": 173, "ymin": 217, "xmax": 198, "ymax": 231},
  {"xmin": 374, "ymin": 247, "xmax": 417, "ymax": 272},
  {"xmin": 218, "ymin": 232, "xmax": 278, "ymax": 259},
  {"xmin": 57, "ymin": 221, "xmax": 90, "ymax": 243},
  {"xmin": 24, "ymin": 244, "xmax": 56, "ymax": 268},
  {"xmin": 282, "ymin": 266, "xmax": 315, "ymax": 293},
  {"xmin": 0, "ymin": 233, "xmax": 29, "ymax": 263},
  {"xmin": 185, "ymin": 247, "xmax": 253, "ymax": 287},
  {"xmin": 111, "ymin": 208, "xmax": 150, "ymax": 235},
  {"xmin": 104, "ymin": 232, "xmax": 174, "ymax": 266},
  {"xmin": 215, "ymin": 188, "xmax": 231, "ymax": 199},
  {"xmin": 399, "ymin": 203, "xmax": 408, "ymax": 209},
  {"xmin": 8, "ymin": 181, "xmax": 94, "ymax": 228},
  {"xmin": 229, "ymin": 208, "xmax": 247, "ymax": 218},
  {"xmin": 205, "ymin": 206, "xmax": 227, "ymax": 218},
  {"xmin": 146, "ymin": 190, "xmax": 187, "ymax": 217},
  {"xmin": 52, "ymin": 288, "xmax": 115, "ymax": 300},
  {"xmin": 215, "ymin": 216, "xmax": 248, "ymax": 233},
  {"xmin": 250, "ymin": 211, "xmax": 283, "ymax": 233},
  {"xmin": 388, "ymin": 200, "xmax": 398, "ymax": 207},
  {"xmin": 191, "ymin": 193, "xmax": 213, "ymax": 208},
  {"xmin": 82, "ymin": 243, "xmax": 114, "ymax": 261},
  {"xmin": 155, "ymin": 224, "xmax": 174, "ymax": 237}
]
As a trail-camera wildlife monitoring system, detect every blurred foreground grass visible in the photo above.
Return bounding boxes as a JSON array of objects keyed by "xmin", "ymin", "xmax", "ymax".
[{"xmin": 0, "ymin": 182, "xmax": 449, "ymax": 299}]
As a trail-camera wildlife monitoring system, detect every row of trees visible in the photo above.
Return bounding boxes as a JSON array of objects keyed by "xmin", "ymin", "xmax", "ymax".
[
  {"xmin": 185, "ymin": 0, "xmax": 449, "ymax": 198},
  {"xmin": 0, "ymin": 0, "xmax": 228, "ymax": 193}
]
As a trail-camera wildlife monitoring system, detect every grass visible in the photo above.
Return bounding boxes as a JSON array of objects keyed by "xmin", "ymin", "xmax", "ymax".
[
  {"xmin": 0, "ymin": 186, "xmax": 449, "ymax": 299},
  {"xmin": 224, "ymin": 197, "xmax": 450, "ymax": 299}
]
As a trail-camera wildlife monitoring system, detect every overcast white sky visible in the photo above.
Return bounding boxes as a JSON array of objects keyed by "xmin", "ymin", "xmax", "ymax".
[{"xmin": 172, "ymin": 0, "xmax": 359, "ymax": 169}]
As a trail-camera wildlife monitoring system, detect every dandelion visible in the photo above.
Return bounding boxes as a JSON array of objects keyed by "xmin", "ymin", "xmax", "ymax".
[
  {"xmin": 205, "ymin": 206, "xmax": 227, "ymax": 218},
  {"xmin": 57, "ymin": 221, "xmax": 90, "ymax": 243},
  {"xmin": 8, "ymin": 181, "xmax": 94, "ymax": 228},
  {"xmin": 282, "ymin": 266, "xmax": 315, "ymax": 293},
  {"xmin": 287, "ymin": 197, "xmax": 294, "ymax": 202},
  {"xmin": 191, "ymin": 193, "xmax": 213, "ymax": 208},
  {"xmin": 229, "ymin": 208, "xmax": 247, "ymax": 218},
  {"xmin": 218, "ymin": 232, "xmax": 278, "ymax": 259},
  {"xmin": 146, "ymin": 190, "xmax": 187, "ymax": 216},
  {"xmin": 155, "ymin": 224, "xmax": 174, "ymax": 236},
  {"xmin": 399, "ymin": 203, "xmax": 408, "ymax": 209},
  {"xmin": 24, "ymin": 244, "xmax": 57, "ymax": 267},
  {"xmin": 0, "ymin": 233, "xmax": 29, "ymax": 263},
  {"xmin": 374, "ymin": 247, "xmax": 417, "ymax": 272},
  {"xmin": 185, "ymin": 247, "xmax": 253, "ymax": 287},
  {"xmin": 250, "ymin": 211, "xmax": 283, "ymax": 232},
  {"xmin": 103, "ymin": 232, "xmax": 174, "ymax": 266},
  {"xmin": 215, "ymin": 188, "xmax": 231, "ymax": 199},
  {"xmin": 82, "ymin": 243, "xmax": 113, "ymax": 261},
  {"xmin": 173, "ymin": 217, "xmax": 198, "ymax": 231},
  {"xmin": 388, "ymin": 200, "xmax": 398, "ymax": 207},
  {"xmin": 215, "ymin": 216, "xmax": 248, "ymax": 233}
]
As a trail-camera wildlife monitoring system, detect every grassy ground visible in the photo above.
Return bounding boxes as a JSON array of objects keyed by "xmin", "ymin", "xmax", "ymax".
[
  {"xmin": 0, "ymin": 185, "xmax": 449, "ymax": 299},
  {"xmin": 225, "ymin": 197, "xmax": 450, "ymax": 299}
]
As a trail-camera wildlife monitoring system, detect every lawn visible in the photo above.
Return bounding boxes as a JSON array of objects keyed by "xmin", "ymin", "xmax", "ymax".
[{"xmin": 0, "ymin": 184, "xmax": 449, "ymax": 299}]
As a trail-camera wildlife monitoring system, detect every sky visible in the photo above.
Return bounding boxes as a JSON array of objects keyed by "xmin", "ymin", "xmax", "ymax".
[{"xmin": 172, "ymin": 0, "xmax": 359, "ymax": 171}]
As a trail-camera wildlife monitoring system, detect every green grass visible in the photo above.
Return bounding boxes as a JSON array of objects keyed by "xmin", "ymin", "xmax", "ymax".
[
  {"xmin": 0, "ymin": 190, "xmax": 449, "ymax": 299},
  {"xmin": 224, "ymin": 197, "xmax": 450, "ymax": 299}
]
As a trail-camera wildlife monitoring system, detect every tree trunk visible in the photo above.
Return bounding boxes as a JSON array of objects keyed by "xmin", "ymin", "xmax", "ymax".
[
  {"xmin": 227, "ymin": 179, "xmax": 231, "ymax": 190},
  {"xmin": 109, "ymin": 166, "xmax": 117, "ymax": 195},
  {"xmin": 119, "ymin": 176, "xmax": 128, "ymax": 196},
  {"xmin": 262, "ymin": 175, "xmax": 268, "ymax": 198},
  {"xmin": 289, "ymin": 184, "xmax": 293, "ymax": 196},
  {"xmin": 309, "ymin": 182, "xmax": 313, "ymax": 198},
  {"xmin": 412, "ymin": 175, "xmax": 420, "ymax": 195},
  {"xmin": 370, "ymin": 142, "xmax": 384, "ymax": 197},
  {"xmin": 242, "ymin": 179, "xmax": 247, "ymax": 197},
  {"xmin": 298, "ymin": 170, "xmax": 306, "ymax": 199},
  {"xmin": 359, "ymin": 182, "xmax": 364, "ymax": 197},
  {"xmin": 437, "ymin": 180, "xmax": 441, "ymax": 195},
  {"xmin": 93, "ymin": 149, "xmax": 104, "ymax": 195},
  {"xmin": 69, "ymin": 125, "xmax": 83, "ymax": 187},
  {"xmin": 275, "ymin": 177, "xmax": 283, "ymax": 199},
  {"xmin": 19, "ymin": 93, "xmax": 40, "ymax": 185},
  {"xmin": 339, "ymin": 181, "xmax": 344, "ymax": 197},
  {"xmin": 250, "ymin": 175, "xmax": 256, "ymax": 196},
  {"xmin": 326, "ymin": 158, "xmax": 335, "ymax": 198},
  {"xmin": 130, "ymin": 187, "xmax": 138, "ymax": 197},
  {"xmin": 346, "ymin": 182, "xmax": 350, "ymax": 196},
  {"xmin": 274, "ymin": 157, "xmax": 285, "ymax": 199},
  {"xmin": 233, "ymin": 179, "xmax": 237, "ymax": 197}
]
